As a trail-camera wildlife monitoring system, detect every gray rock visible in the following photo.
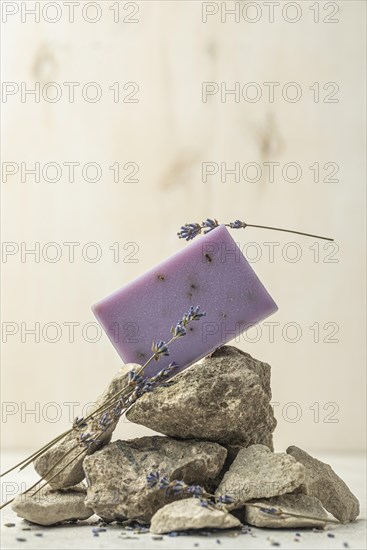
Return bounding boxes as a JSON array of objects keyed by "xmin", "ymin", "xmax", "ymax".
[
  {"xmin": 245, "ymin": 494, "xmax": 328, "ymax": 528},
  {"xmin": 11, "ymin": 483, "xmax": 93, "ymax": 526},
  {"xmin": 34, "ymin": 364, "xmax": 138, "ymax": 489},
  {"xmin": 150, "ymin": 498, "xmax": 242, "ymax": 534},
  {"xmin": 287, "ymin": 446, "xmax": 360, "ymax": 523},
  {"xmin": 216, "ymin": 445, "xmax": 305, "ymax": 509},
  {"xmin": 127, "ymin": 346, "xmax": 276, "ymax": 449},
  {"xmin": 83, "ymin": 436, "xmax": 227, "ymax": 523}
]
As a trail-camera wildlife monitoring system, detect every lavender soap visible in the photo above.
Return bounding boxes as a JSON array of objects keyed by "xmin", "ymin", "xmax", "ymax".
[{"xmin": 92, "ymin": 225, "xmax": 277, "ymax": 377}]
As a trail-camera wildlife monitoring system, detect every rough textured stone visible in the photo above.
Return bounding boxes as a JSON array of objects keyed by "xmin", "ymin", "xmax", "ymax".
[
  {"xmin": 244, "ymin": 494, "xmax": 327, "ymax": 528},
  {"xmin": 127, "ymin": 346, "xmax": 276, "ymax": 448},
  {"xmin": 216, "ymin": 445, "xmax": 305, "ymax": 509},
  {"xmin": 287, "ymin": 446, "xmax": 360, "ymax": 523},
  {"xmin": 34, "ymin": 364, "xmax": 137, "ymax": 489},
  {"xmin": 84, "ymin": 436, "xmax": 227, "ymax": 523},
  {"xmin": 150, "ymin": 498, "xmax": 242, "ymax": 534},
  {"xmin": 11, "ymin": 483, "xmax": 93, "ymax": 526}
]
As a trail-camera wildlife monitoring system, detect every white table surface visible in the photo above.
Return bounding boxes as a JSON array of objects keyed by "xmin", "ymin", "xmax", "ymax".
[{"xmin": 1, "ymin": 451, "xmax": 366, "ymax": 550}]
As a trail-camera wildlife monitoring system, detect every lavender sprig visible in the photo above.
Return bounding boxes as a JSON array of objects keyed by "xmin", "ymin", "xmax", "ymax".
[
  {"xmin": 78, "ymin": 306, "xmax": 206, "ymax": 426},
  {"xmin": 77, "ymin": 364, "xmax": 180, "ymax": 456},
  {"xmin": 178, "ymin": 219, "xmax": 333, "ymax": 242},
  {"xmin": 145, "ymin": 472, "xmax": 233, "ymax": 509},
  {"xmin": 248, "ymin": 502, "xmax": 339, "ymax": 524},
  {"xmin": 146, "ymin": 472, "xmax": 338, "ymax": 525},
  {"xmin": 0, "ymin": 307, "xmax": 206, "ymax": 510}
]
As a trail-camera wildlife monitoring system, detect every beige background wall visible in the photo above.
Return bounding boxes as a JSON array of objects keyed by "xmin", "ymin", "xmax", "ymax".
[{"xmin": 1, "ymin": 1, "xmax": 366, "ymax": 453}]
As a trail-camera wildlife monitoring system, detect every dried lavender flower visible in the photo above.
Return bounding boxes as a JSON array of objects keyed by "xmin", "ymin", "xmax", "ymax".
[
  {"xmin": 146, "ymin": 471, "xmax": 160, "ymax": 489},
  {"xmin": 98, "ymin": 412, "xmax": 112, "ymax": 430},
  {"xmin": 171, "ymin": 480, "xmax": 186, "ymax": 495},
  {"xmin": 202, "ymin": 218, "xmax": 219, "ymax": 234},
  {"xmin": 181, "ymin": 305, "xmax": 206, "ymax": 327},
  {"xmin": 259, "ymin": 506, "xmax": 281, "ymax": 516},
  {"xmin": 229, "ymin": 219, "xmax": 246, "ymax": 229},
  {"xmin": 128, "ymin": 370, "xmax": 143, "ymax": 385},
  {"xmin": 72, "ymin": 417, "xmax": 87, "ymax": 430},
  {"xmin": 187, "ymin": 485, "xmax": 204, "ymax": 497},
  {"xmin": 170, "ymin": 322, "xmax": 187, "ymax": 338},
  {"xmin": 158, "ymin": 475, "xmax": 170, "ymax": 491},
  {"xmin": 187, "ymin": 305, "xmax": 206, "ymax": 321},
  {"xmin": 177, "ymin": 222, "xmax": 202, "ymax": 241},
  {"xmin": 149, "ymin": 362, "xmax": 178, "ymax": 384},
  {"xmin": 151, "ymin": 340, "xmax": 170, "ymax": 361},
  {"xmin": 216, "ymin": 494, "xmax": 234, "ymax": 505},
  {"xmin": 79, "ymin": 433, "xmax": 99, "ymax": 448}
]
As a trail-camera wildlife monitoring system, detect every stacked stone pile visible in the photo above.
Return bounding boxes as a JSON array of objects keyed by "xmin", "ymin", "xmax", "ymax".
[{"xmin": 12, "ymin": 347, "xmax": 359, "ymax": 533}]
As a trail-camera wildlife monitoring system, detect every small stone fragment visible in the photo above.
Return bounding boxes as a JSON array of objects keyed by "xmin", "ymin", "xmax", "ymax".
[
  {"xmin": 11, "ymin": 483, "xmax": 93, "ymax": 526},
  {"xmin": 4, "ymin": 523, "xmax": 15, "ymax": 527},
  {"xmin": 34, "ymin": 364, "xmax": 138, "ymax": 488},
  {"xmin": 84, "ymin": 436, "xmax": 227, "ymax": 523},
  {"xmin": 127, "ymin": 346, "xmax": 276, "ymax": 449},
  {"xmin": 150, "ymin": 499, "xmax": 242, "ymax": 534},
  {"xmin": 245, "ymin": 494, "xmax": 328, "ymax": 528},
  {"xmin": 216, "ymin": 445, "xmax": 305, "ymax": 509},
  {"xmin": 286, "ymin": 446, "xmax": 360, "ymax": 523}
]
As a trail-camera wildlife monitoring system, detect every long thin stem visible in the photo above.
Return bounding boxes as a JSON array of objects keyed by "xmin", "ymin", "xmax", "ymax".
[
  {"xmin": 18, "ymin": 431, "xmax": 72, "ymax": 472},
  {"xmin": 1, "ymin": 430, "xmax": 70, "ymax": 478},
  {"xmin": 0, "ymin": 339, "xmax": 173, "ymax": 480},
  {"xmin": 0, "ymin": 332, "xmax": 183, "ymax": 510},
  {"xmin": 82, "ymin": 336, "xmax": 177, "ymax": 421},
  {"xmin": 30, "ymin": 447, "xmax": 89, "ymax": 499},
  {"xmin": 27, "ymin": 357, "xmax": 178, "ymax": 501},
  {"xmin": 241, "ymin": 223, "xmax": 334, "ymax": 242},
  {"xmin": 1, "ymin": 310, "xmax": 203, "ymax": 512},
  {"xmin": 0, "ymin": 442, "xmax": 86, "ymax": 510}
]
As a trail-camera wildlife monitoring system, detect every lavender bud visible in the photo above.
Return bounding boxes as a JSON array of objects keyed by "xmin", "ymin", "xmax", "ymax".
[{"xmin": 151, "ymin": 340, "xmax": 170, "ymax": 361}]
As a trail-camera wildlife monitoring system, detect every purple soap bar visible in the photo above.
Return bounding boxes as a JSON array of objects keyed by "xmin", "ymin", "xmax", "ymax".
[{"xmin": 92, "ymin": 225, "xmax": 277, "ymax": 377}]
